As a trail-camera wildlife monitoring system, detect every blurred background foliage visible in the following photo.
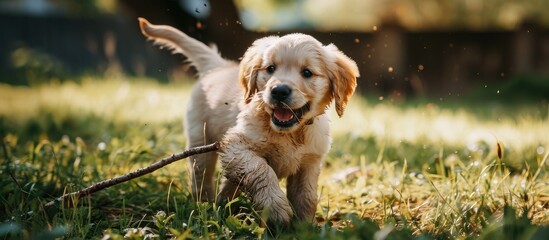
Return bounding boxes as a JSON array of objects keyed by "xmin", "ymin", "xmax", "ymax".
[
  {"xmin": 8, "ymin": 0, "xmax": 548, "ymax": 30},
  {"xmin": 0, "ymin": 0, "xmax": 547, "ymax": 102},
  {"xmin": 236, "ymin": 0, "xmax": 549, "ymax": 31}
]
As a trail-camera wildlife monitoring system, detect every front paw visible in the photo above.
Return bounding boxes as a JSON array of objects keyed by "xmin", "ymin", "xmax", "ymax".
[
  {"xmin": 266, "ymin": 199, "xmax": 293, "ymax": 225},
  {"xmin": 254, "ymin": 189, "xmax": 293, "ymax": 225}
]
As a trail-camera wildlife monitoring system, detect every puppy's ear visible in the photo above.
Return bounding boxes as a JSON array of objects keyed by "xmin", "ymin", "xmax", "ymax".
[
  {"xmin": 325, "ymin": 44, "xmax": 359, "ymax": 117},
  {"xmin": 239, "ymin": 48, "xmax": 261, "ymax": 104},
  {"xmin": 239, "ymin": 36, "xmax": 278, "ymax": 104}
]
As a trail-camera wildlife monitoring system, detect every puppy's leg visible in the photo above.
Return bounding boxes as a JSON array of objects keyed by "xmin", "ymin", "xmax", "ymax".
[
  {"xmin": 218, "ymin": 179, "xmax": 241, "ymax": 202},
  {"xmin": 287, "ymin": 161, "xmax": 321, "ymax": 222},
  {"xmin": 188, "ymin": 148, "xmax": 217, "ymax": 202},
  {"xmin": 185, "ymin": 110, "xmax": 217, "ymax": 202},
  {"xmin": 221, "ymin": 145, "xmax": 293, "ymax": 225}
]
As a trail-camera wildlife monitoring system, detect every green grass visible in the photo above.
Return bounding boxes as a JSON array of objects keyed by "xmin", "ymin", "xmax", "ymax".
[{"xmin": 0, "ymin": 76, "xmax": 548, "ymax": 239}]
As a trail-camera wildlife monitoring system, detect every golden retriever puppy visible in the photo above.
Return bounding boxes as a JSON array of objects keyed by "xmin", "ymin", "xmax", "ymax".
[{"xmin": 138, "ymin": 18, "xmax": 358, "ymax": 225}]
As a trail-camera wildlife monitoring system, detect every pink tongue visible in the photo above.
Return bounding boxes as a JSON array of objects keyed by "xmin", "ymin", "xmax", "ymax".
[{"xmin": 274, "ymin": 108, "xmax": 294, "ymax": 122}]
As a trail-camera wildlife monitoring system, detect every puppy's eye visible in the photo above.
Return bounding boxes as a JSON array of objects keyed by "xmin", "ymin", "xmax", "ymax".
[
  {"xmin": 302, "ymin": 69, "xmax": 313, "ymax": 78},
  {"xmin": 266, "ymin": 65, "xmax": 276, "ymax": 74}
]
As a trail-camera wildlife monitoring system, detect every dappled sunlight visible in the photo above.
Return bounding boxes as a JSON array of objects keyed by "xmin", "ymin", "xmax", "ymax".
[
  {"xmin": 2, "ymin": 78, "xmax": 547, "ymax": 167},
  {"xmin": 0, "ymin": 76, "xmax": 192, "ymax": 125},
  {"xmin": 330, "ymin": 96, "xmax": 549, "ymax": 153},
  {"xmin": 318, "ymin": 95, "xmax": 549, "ymax": 237},
  {"xmin": 2, "ymin": 78, "xmax": 547, "ymax": 160}
]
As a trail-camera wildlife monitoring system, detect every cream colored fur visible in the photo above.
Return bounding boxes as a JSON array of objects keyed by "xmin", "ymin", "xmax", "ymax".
[{"xmin": 138, "ymin": 18, "xmax": 359, "ymax": 225}]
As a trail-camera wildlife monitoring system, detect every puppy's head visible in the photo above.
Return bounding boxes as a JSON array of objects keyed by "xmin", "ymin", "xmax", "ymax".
[{"xmin": 239, "ymin": 34, "xmax": 359, "ymax": 132}]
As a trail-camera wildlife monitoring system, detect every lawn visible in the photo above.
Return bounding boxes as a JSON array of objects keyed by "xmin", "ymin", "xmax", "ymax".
[{"xmin": 0, "ymin": 76, "xmax": 548, "ymax": 239}]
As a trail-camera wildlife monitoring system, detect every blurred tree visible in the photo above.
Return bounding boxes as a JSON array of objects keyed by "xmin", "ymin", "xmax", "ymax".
[{"xmin": 238, "ymin": 0, "xmax": 549, "ymax": 32}]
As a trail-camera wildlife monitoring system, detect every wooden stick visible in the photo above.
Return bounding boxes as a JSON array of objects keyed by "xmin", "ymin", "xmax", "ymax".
[{"xmin": 44, "ymin": 142, "xmax": 219, "ymax": 208}]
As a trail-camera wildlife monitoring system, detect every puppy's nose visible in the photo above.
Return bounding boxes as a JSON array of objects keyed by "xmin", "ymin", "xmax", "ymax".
[{"xmin": 271, "ymin": 85, "xmax": 291, "ymax": 101}]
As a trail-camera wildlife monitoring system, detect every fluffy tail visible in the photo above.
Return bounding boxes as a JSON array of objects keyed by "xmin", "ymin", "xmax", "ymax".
[{"xmin": 138, "ymin": 17, "xmax": 228, "ymax": 74}]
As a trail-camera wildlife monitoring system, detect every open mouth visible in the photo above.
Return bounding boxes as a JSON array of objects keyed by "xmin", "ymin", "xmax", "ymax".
[{"xmin": 271, "ymin": 102, "xmax": 311, "ymax": 128}]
